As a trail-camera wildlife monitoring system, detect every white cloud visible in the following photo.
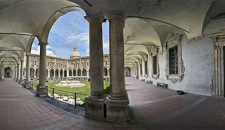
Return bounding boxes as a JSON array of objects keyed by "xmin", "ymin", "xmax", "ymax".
[
  {"xmin": 31, "ymin": 45, "xmax": 57, "ymax": 57},
  {"xmin": 103, "ymin": 40, "xmax": 109, "ymax": 54},
  {"xmin": 103, "ymin": 41, "xmax": 109, "ymax": 50},
  {"xmin": 66, "ymin": 32, "xmax": 89, "ymax": 44},
  {"xmin": 86, "ymin": 48, "xmax": 89, "ymax": 55}
]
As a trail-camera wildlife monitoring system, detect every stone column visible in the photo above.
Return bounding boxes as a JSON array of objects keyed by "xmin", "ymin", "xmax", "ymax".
[
  {"xmin": 105, "ymin": 11, "xmax": 130, "ymax": 122},
  {"xmin": 67, "ymin": 69, "xmax": 69, "ymax": 77},
  {"xmin": 16, "ymin": 64, "xmax": 19, "ymax": 82},
  {"xmin": 107, "ymin": 68, "xmax": 110, "ymax": 77},
  {"xmin": 81, "ymin": 69, "xmax": 83, "ymax": 76},
  {"xmin": 47, "ymin": 69, "xmax": 50, "ymax": 78},
  {"xmin": 36, "ymin": 42, "xmax": 48, "ymax": 97},
  {"xmin": 87, "ymin": 69, "xmax": 89, "ymax": 77},
  {"xmin": 62, "ymin": 69, "xmax": 65, "ymax": 77},
  {"xmin": 53, "ymin": 69, "xmax": 56, "ymax": 79},
  {"xmin": 34, "ymin": 68, "xmax": 36, "ymax": 79},
  {"xmin": 84, "ymin": 13, "xmax": 106, "ymax": 120},
  {"xmin": 14, "ymin": 65, "xmax": 17, "ymax": 80},
  {"xmin": 76, "ymin": 69, "xmax": 78, "ymax": 76},
  {"xmin": 25, "ymin": 53, "xmax": 31, "ymax": 88},
  {"xmin": 58, "ymin": 69, "xmax": 61, "ymax": 78},
  {"xmin": 19, "ymin": 60, "xmax": 24, "ymax": 85}
]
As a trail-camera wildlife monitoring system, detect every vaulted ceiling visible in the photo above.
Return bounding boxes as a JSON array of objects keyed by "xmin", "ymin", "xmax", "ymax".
[{"xmin": 0, "ymin": 0, "xmax": 225, "ymax": 68}]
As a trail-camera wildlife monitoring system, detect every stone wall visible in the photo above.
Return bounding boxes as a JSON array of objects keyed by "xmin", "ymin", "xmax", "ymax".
[{"xmin": 135, "ymin": 35, "xmax": 214, "ymax": 96}]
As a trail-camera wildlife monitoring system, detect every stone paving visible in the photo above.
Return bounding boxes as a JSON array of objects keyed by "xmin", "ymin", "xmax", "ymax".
[{"xmin": 0, "ymin": 78, "xmax": 225, "ymax": 129}]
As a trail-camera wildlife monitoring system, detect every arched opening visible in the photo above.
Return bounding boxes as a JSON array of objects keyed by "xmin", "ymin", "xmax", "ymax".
[
  {"xmin": 64, "ymin": 70, "xmax": 67, "ymax": 77},
  {"xmin": 50, "ymin": 69, "xmax": 54, "ymax": 78},
  {"xmin": 36, "ymin": 69, "xmax": 39, "ymax": 79},
  {"xmin": 4, "ymin": 67, "xmax": 12, "ymax": 78},
  {"xmin": 69, "ymin": 70, "xmax": 72, "ymax": 76},
  {"xmin": 83, "ymin": 69, "xmax": 87, "ymax": 76},
  {"xmin": 104, "ymin": 68, "xmax": 108, "ymax": 76},
  {"xmin": 73, "ymin": 69, "xmax": 76, "ymax": 76},
  {"xmin": 30, "ymin": 68, "xmax": 34, "ymax": 79},
  {"xmin": 55, "ymin": 69, "xmax": 59, "ymax": 77},
  {"xmin": 60, "ymin": 70, "xmax": 63, "ymax": 77},
  {"xmin": 125, "ymin": 67, "xmax": 131, "ymax": 77},
  {"xmin": 78, "ymin": 69, "xmax": 81, "ymax": 76},
  {"xmin": 46, "ymin": 70, "xmax": 48, "ymax": 78}
]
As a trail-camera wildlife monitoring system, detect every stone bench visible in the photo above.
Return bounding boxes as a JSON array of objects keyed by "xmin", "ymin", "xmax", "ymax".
[
  {"xmin": 146, "ymin": 80, "xmax": 153, "ymax": 84},
  {"xmin": 156, "ymin": 82, "xmax": 168, "ymax": 89},
  {"xmin": 141, "ymin": 79, "xmax": 145, "ymax": 82}
]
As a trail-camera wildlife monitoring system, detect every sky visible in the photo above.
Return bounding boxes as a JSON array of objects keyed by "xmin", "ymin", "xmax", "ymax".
[{"xmin": 31, "ymin": 11, "xmax": 109, "ymax": 58}]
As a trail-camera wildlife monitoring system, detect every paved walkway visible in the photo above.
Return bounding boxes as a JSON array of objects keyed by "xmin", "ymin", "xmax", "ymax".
[{"xmin": 0, "ymin": 78, "xmax": 225, "ymax": 129}]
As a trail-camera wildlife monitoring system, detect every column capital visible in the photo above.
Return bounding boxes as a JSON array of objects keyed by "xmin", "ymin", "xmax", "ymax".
[
  {"xmin": 38, "ymin": 42, "xmax": 48, "ymax": 46},
  {"xmin": 26, "ymin": 51, "xmax": 31, "ymax": 56},
  {"xmin": 85, "ymin": 13, "xmax": 105, "ymax": 23},
  {"xmin": 104, "ymin": 10, "xmax": 125, "ymax": 21}
]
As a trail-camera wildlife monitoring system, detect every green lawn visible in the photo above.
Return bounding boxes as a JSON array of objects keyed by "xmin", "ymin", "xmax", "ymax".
[{"xmin": 32, "ymin": 81, "xmax": 110, "ymax": 101}]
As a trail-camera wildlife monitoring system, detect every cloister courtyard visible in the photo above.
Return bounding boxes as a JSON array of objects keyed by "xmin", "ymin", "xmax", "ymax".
[{"xmin": 2, "ymin": 0, "xmax": 225, "ymax": 129}]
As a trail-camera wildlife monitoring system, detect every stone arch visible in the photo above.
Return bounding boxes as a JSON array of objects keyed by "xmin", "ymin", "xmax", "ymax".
[
  {"xmin": 83, "ymin": 69, "xmax": 87, "ymax": 76},
  {"xmin": 41, "ymin": 6, "xmax": 85, "ymax": 43},
  {"xmin": 104, "ymin": 68, "xmax": 108, "ymax": 76},
  {"xmin": 46, "ymin": 70, "xmax": 48, "ymax": 78},
  {"xmin": 124, "ymin": 67, "xmax": 131, "ymax": 77},
  {"xmin": 50, "ymin": 69, "xmax": 54, "ymax": 78},
  {"xmin": 55, "ymin": 69, "xmax": 59, "ymax": 77},
  {"xmin": 64, "ymin": 70, "xmax": 67, "ymax": 77},
  {"xmin": 60, "ymin": 70, "xmax": 63, "ymax": 77},
  {"xmin": 30, "ymin": 68, "xmax": 34, "ymax": 79},
  {"xmin": 69, "ymin": 70, "xmax": 72, "ymax": 76},
  {"xmin": 73, "ymin": 69, "xmax": 76, "ymax": 76},
  {"xmin": 78, "ymin": 69, "xmax": 81, "ymax": 76},
  {"xmin": 36, "ymin": 69, "xmax": 39, "ymax": 78},
  {"xmin": 4, "ymin": 67, "xmax": 12, "ymax": 78}
]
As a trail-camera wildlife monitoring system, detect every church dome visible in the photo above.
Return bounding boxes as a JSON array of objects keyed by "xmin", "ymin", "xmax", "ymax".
[{"xmin": 70, "ymin": 46, "xmax": 80, "ymax": 59}]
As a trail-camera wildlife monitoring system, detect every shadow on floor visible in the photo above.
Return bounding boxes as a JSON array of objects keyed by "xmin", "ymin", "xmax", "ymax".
[{"xmin": 27, "ymin": 88, "xmax": 85, "ymax": 116}]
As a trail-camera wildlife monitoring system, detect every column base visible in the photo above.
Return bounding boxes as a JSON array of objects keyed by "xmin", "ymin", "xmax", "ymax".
[
  {"xmin": 105, "ymin": 96, "xmax": 130, "ymax": 122},
  {"xmin": 25, "ymin": 81, "xmax": 32, "ymax": 88},
  {"xmin": 85, "ymin": 96, "xmax": 106, "ymax": 121},
  {"xmin": 19, "ymin": 79, "xmax": 25, "ymax": 87},
  {"xmin": 36, "ymin": 84, "xmax": 48, "ymax": 97}
]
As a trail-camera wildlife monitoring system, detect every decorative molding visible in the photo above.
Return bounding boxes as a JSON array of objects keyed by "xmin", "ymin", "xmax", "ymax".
[
  {"xmin": 211, "ymin": 34, "xmax": 225, "ymax": 96},
  {"xmin": 187, "ymin": 35, "xmax": 204, "ymax": 44},
  {"xmin": 143, "ymin": 55, "xmax": 148, "ymax": 61},
  {"xmin": 165, "ymin": 33, "xmax": 185, "ymax": 83}
]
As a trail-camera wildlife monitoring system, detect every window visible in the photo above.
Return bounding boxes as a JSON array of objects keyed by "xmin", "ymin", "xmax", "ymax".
[
  {"xmin": 144, "ymin": 60, "xmax": 148, "ymax": 75},
  {"xmin": 105, "ymin": 60, "xmax": 108, "ymax": 65},
  {"xmin": 165, "ymin": 33, "xmax": 184, "ymax": 83},
  {"xmin": 153, "ymin": 56, "xmax": 157, "ymax": 74},
  {"xmin": 169, "ymin": 46, "xmax": 178, "ymax": 74},
  {"xmin": 86, "ymin": 62, "xmax": 89, "ymax": 66},
  {"xmin": 48, "ymin": 62, "xmax": 50, "ymax": 66},
  {"xmin": 34, "ymin": 61, "xmax": 37, "ymax": 65}
]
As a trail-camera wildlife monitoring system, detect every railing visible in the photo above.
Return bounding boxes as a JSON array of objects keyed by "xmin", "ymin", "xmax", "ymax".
[
  {"xmin": 30, "ymin": 82, "xmax": 86, "ymax": 108},
  {"xmin": 50, "ymin": 87, "xmax": 86, "ymax": 108}
]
